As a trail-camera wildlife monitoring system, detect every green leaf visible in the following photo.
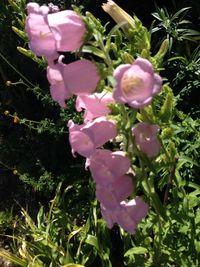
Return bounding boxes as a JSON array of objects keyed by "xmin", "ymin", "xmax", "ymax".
[
  {"xmin": 62, "ymin": 264, "xmax": 85, "ymax": 267},
  {"xmin": 124, "ymin": 246, "xmax": 148, "ymax": 256},
  {"xmin": 0, "ymin": 249, "xmax": 27, "ymax": 266},
  {"xmin": 85, "ymin": 234, "xmax": 99, "ymax": 251},
  {"xmin": 82, "ymin": 45, "xmax": 106, "ymax": 59}
]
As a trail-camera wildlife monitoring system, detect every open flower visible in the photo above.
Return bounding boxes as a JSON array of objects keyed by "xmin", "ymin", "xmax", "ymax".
[
  {"xmin": 47, "ymin": 10, "xmax": 86, "ymax": 52},
  {"xmin": 25, "ymin": 3, "xmax": 58, "ymax": 60},
  {"xmin": 76, "ymin": 91, "xmax": 114, "ymax": 122},
  {"xmin": 68, "ymin": 117, "xmax": 117, "ymax": 157},
  {"xmin": 87, "ymin": 149, "xmax": 131, "ymax": 186},
  {"xmin": 132, "ymin": 122, "xmax": 161, "ymax": 158},
  {"xmin": 113, "ymin": 58, "xmax": 162, "ymax": 108}
]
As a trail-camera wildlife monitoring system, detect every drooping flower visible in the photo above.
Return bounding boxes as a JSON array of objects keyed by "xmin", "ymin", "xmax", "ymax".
[
  {"xmin": 68, "ymin": 117, "xmax": 117, "ymax": 157},
  {"xmin": 62, "ymin": 59, "xmax": 100, "ymax": 95},
  {"xmin": 114, "ymin": 197, "xmax": 148, "ymax": 234},
  {"xmin": 113, "ymin": 58, "xmax": 162, "ymax": 108},
  {"xmin": 76, "ymin": 91, "xmax": 114, "ymax": 122},
  {"xmin": 25, "ymin": 3, "xmax": 58, "ymax": 60},
  {"xmin": 47, "ymin": 63, "xmax": 72, "ymax": 107},
  {"xmin": 47, "ymin": 10, "xmax": 86, "ymax": 52},
  {"xmin": 132, "ymin": 122, "xmax": 161, "ymax": 158},
  {"xmin": 96, "ymin": 174, "xmax": 134, "ymax": 210},
  {"xmin": 86, "ymin": 149, "xmax": 131, "ymax": 186},
  {"xmin": 100, "ymin": 197, "xmax": 149, "ymax": 234}
]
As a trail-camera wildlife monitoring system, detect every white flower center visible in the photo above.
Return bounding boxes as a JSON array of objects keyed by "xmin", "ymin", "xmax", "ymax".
[{"xmin": 121, "ymin": 74, "xmax": 143, "ymax": 97}]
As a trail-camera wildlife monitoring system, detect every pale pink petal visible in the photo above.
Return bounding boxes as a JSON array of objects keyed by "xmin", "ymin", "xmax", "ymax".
[
  {"xmin": 83, "ymin": 117, "xmax": 117, "ymax": 147},
  {"xmin": 113, "ymin": 58, "xmax": 162, "ymax": 108},
  {"xmin": 96, "ymin": 175, "xmax": 133, "ymax": 210},
  {"xmin": 69, "ymin": 130, "xmax": 95, "ymax": 157},
  {"xmin": 62, "ymin": 59, "xmax": 100, "ymax": 95},
  {"xmin": 76, "ymin": 91, "xmax": 114, "ymax": 122},
  {"xmin": 47, "ymin": 64, "xmax": 71, "ymax": 107},
  {"xmin": 88, "ymin": 149, "xmax": 131, "ymax": 186},
  {"xmin": 25, "ymin": 4, "xmax": 58, "ymax": 60},
  {"xmin": 120, "ymin": 197, "xmax": 149, "ymax": 224},
  {"xmin": 48, "ymin": 10, "xmax": 86, "ymax": 52},
  {"xmin": 132, "ymin": 122, "xmax": 161, "ymax": 158}
]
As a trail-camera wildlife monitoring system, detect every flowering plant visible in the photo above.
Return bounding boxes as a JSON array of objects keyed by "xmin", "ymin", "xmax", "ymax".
[
  {"xmin": 23, "ymin": 0, "xmax": 173, "ymax": 234},
  {"xmin": 1, "ymin": 0, "xmax": 200, "ymax": 266}
]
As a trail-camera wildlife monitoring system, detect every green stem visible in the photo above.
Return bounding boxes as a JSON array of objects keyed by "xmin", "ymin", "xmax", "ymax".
[
  {"xmin": 94, "ymin": 31, "xmax": 113, "ymax": 73},
  {"xmin": 0, "ymin": 51, "xmax": 35, "ymax": 88}
]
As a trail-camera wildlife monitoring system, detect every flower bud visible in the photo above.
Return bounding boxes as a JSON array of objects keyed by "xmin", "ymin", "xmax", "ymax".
[
  {"xmin": 160, "ymin": 85, "xmax": 173, "ymax": 122},
  {"xmin": 102, "ymin": 0, "xmax": 135, "ymax": 31},
  {"xmin": 6, "ymin": 81, "xmax": 12, "ymax": 87},
  {"xmin": 12, "ymin": 26, "xmax": 27, "ymax": 40},
  {"xmin": 4, "ymin": 110, "xmax": 10, "ymax": 116},
  {"xmin": 154, "ymin": 39, "xmax": 169, "ymax": 61},
  {"xmin": 13, "ymin": 116, "xmax": 20, "ymax": 124}
]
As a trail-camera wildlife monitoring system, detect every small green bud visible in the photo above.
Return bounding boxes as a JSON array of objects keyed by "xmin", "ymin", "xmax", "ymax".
[
  {"xmin": 168, "ymin": 141, "xmax": 177, "ymax": 160},
  {"xmin": 8, "ymin": 0, "xmax": 21, "ymax": 12},
  {"xmin": 121, "ymin": 52, "xmax": 134, "ymax": 64},
  {"xmin": 154, "ymin": 39, "xmax": 169, "ymax": 61},
  {"xmin": 161, "ymin": 127, "xmax": 174, "ymax": 139},
  {"xmin": 12, "ymin": 26, "xmax": 27, "ymax": 40},
  {"xmin": 17, "ymin": 47, "xmax": 33, "ymax": 58},
  {"xmin": 160, "ymin": 85, "xmax": 174, "ymax": 122},
  {"xmin": 141, "ymin": 49, "xmax": 149, "ymax": 59},
  {"xmin": 110, "ymin": 42, "xmax": 118, "ymax": 55}
]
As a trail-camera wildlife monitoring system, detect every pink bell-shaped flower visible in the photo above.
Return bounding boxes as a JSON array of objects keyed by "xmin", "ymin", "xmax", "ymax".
[
  {"xmin": 96, "ymin": 174, "xmax": 134, "ymax": 210},
  {"xmin": 76, "ymin": 91, "xmax": 114, "ymax": 122},
  {"xmin": 87, "ymin": 149, "xmax": 131, "ymax": 186},
  {"xmin": 113, "ymin": 58, "xmax": 162, "ymax": 108},
  {"xmin": 68, "ymin": 117, "xmax": 117, "ymax": 158},
  {"xmin": 25, "ymin": 3, "xmax": 58, "ymax": 60},
  {"xmin": 132, "ymin": 122, "xmax": 161, "ymax": 158},
  {"xmin": 47, "ymin": 10, "xmax": 86, "ymax": 52},
  {"xmin": 115, "ymin": 197, "xmax": 149, "ymax": 234}
]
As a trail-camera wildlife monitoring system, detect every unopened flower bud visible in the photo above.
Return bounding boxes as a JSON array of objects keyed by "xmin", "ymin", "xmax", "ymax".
[
  {"xmin": 6, "ymin": 81, "xmax": 12, "ymax": 87},
  {"xmin": 13, "ymin": 116, "xmax": 20, "ymax": 124},
  {"xmin": 102, "ymin": 0, "xmax": 135, "ymax": 31},
  {"xmin": 154, "ymin": 39, "xmax": 169, "ymax": 61},
  {"xmin": 4, "ymin": 110, "xmax": 10, "ymax": 116},
  {"xmin": 13, "ymin": 169, "xmax": 18, "ymax": 175}
]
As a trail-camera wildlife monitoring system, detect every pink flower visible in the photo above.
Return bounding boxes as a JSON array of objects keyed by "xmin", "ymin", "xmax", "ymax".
[
  {"xmin": 76, "ymin": 91, "xmax": 114, "ymax": 122},
  {"xmin": 115, "ymin": 197, "xmax": 149, "ymax": 234},
  {"xmin": 25, "ymin": 3, "xmax": 58, "ymax": 60},
  {"xmin": 100, "ymin": 197, "xmax": 148, "ymax": 234},
  {"xmin": 96, "ymin": 174, "xmax": 134, "ymax": 210},
  {"xmin": 132, "ymin": 122, "xmax": 161, "ymax": 158},
  {"xmin": 86, "ymin": 149, "xmax": 131, "ymax": 186},
  {"xmin": 47, "ymin": 63, "xmax": 72, "ymax": 107},
  {"xmin": 47, "ymin": 10, "xmax": 86, "ymax": 52},
  {"xmin": 113, "ymin": 58, "xmax": 162, "ymax": 108},
  {"xmin": 100, "ymin": 204, "xmax": 116, "ymax": 229},
  {"xmin": 62, "ymin": 59, "xmax": 100, "ymax": 95},
  {"xmin": 68, "ymin": 117, "xmax": 117, "ymax": 157}
]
